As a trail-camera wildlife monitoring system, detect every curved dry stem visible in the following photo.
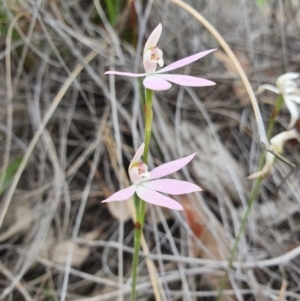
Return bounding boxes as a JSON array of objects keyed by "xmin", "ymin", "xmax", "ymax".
[
  {"xmin": 0, "ymin": 263, "xmax": 33, "ymax": 301},
  {"xmin": 167, "ymin": 0, "xmax": 293, "ymax": 168}
]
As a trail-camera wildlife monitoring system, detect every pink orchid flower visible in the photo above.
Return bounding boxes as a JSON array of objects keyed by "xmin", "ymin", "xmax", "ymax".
[
  {"xmin": 105, "ymin": 23, "xmax": 216, "ymax": 91},
  {"xmin": 102, "ymin": 143, "xmax": 202, "ymax": 210}
]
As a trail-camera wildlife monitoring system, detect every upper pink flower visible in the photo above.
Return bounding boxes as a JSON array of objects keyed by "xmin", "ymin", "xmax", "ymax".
[
  {"xmin": 102, "ymin": 143, "xmax": 202, "ymax": 210},
  {"xmin": 105, "ymin": 23, "xmax": 216, "ymax": 91}
]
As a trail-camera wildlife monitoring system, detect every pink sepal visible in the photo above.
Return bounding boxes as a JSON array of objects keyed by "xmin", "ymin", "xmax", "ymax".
[
  {"xmin": 157, "ymin": 49, "xmax": 216, "ymax": 74},
  {"xmin": 143, "ymin": 23, "xmax": 162, "ymax": 54},
  {"xmin": 141, "ymin": 179, "xmax": 201, "ymax": 195},
  {"xmin": 143, "ymin": 75, "xmax": 172, "ymax": 91},
  {"xmin": 104, "ymin": 71, "xmax": 146, "ymax": 77},
  {"xmin": 150, "ymin": 153, "xmax": 196, "ymax": 180},
  {"xmin": 136, "ymin": 185, "xmax": 183, "ymax": 210},
  {"xmin": 157, "ymin": 74, "xmax": 215, "ymax": 87},
  {"xmin": 102, "ymin": 185, "xmax": 136, "ymax": 202}
]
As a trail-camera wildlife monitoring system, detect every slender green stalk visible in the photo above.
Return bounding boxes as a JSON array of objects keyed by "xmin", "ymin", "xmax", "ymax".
[
  {"xmin": 216, "ymin": 95, "xmax": 284, "ymax": 301},
  {"xmin": 130, "ymin": 194, "xmax": 143, "ymax": 301},
  {"xmin": 104, "ymin": 0, "xmax": 123, "ymax": 25},
  {"xmin": 267, "ymin": 95, "xmax": 284, "ymax": 138},
  {"xmin": 130, "ymin": 88, "xmax": 153, "ymax": 301},
  {"xmin": 143, "ymin": 88, "xmax": 153, "ymax": 163}
]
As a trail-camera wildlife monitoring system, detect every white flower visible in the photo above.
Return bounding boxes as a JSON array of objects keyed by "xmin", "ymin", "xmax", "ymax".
[
  {"xmin": 258, "ymin": 73, "xmax": 300, "ymax": 129},
  {"xmin": 248, "ymin": 129, "xmax": 300, "ymax": 179}
]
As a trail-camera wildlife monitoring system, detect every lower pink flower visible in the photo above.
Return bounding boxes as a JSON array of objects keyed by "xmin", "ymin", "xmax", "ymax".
[{"xmin": 102, "ymin": 143, "xmax": 202, "ymax": 210}]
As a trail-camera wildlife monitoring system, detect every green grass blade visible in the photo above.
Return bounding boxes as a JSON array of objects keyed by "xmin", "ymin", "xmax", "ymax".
[{"xmin": 0, "ymin": 157, "xmax": 23, "ymax": 197}]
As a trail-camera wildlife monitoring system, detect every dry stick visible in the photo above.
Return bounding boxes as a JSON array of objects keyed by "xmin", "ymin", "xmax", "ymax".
[
  {"xmin": 167, "ymin": 0, "xmax": 294, "ymax": 169},
  {"xmin": 75, "ymin": 239, "xmax": 300, "ymax": 269},
  {"xmin": 0, "ymin": 263, "xmax": 33, "ymax": 301},
  {"xmin": 0, "ymin": 50, "xmax": 98, "ymax": 229},
  {"xmin": 13, "ymin": 246, "xmax": 300, "ymax": 301},
  {"xmin": 276, "ymin": 279, "xmax": 287, "ymax": 301},
  {"xmin": 275, "ymin": 166, "xmax": 295, "ymax": 196}
]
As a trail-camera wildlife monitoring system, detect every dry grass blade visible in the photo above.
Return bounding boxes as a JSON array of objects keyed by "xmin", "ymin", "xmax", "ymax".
[
  {"xmin": 0, "ymin": 50, "xmax": 98, "ymax": 229},
  {"xmin": 1, "ymin": 1, "xmax": 300, "ymax": 300},
  {"xmin": 60, "ymin": 127, "xmax": 103, "ymax": 301},
  {"xmin": 0, "ymin": 263, "xmax": 33, "ymax": 301}
]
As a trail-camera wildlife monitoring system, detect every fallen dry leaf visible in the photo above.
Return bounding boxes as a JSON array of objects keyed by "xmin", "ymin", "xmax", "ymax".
[
  {"xmin": 106, "ymin": 199, "xmax": 132, "ymax": 221},
  {"xmin": 39, "ymin": 228, "xmax": 90, "ymax": 268},
  {"xmin": 0, "ymin": 205, "xmax": 35, "ymax": 242},
  {"xmin": 50, "ymin": 240, "xmax": 90, "ymax": 267},
  {"xmin": 90, "ymin": 147, "xmax": 132, "ymax": 222}
]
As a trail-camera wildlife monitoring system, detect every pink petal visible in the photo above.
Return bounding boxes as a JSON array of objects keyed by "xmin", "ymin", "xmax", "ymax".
[
  {"xmin": 136, "ymin": 185, "xmax": 183, "ymax": 210},
  {"xmin": 105, "ymin": 71, "xmax": 146, "ymax": 77},
  {"xmin": 156, "ymin": 74, "xmax": 215, "ymax": 87},
  {"xmin": 150, "ymin": 153, "xmax": 196, "ymax": 180},
  {"xmin": 141, "ymin": 179, "xmax": 202, "ymax": 194},
  {"xmin": 143, "ymin": 23, "xmax": 162, "ymax": 54},
  {"xmin": 156, "ymin": 49, "xmax": 216, "ymax": 74},
  {"xmin": 102, "ymin": 185, "xmax": 136, "ymax": 203},
  {"xmin": 143, "ymin": 75, "xmax": 172, "ymax": 91}
]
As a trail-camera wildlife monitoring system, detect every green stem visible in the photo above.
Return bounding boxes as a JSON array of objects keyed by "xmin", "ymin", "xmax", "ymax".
[
  {"xmin": 130, "ymin": 194, "xmax": 143, "ymax": 301},
  {"xmin": 216, "ymin": 95, "xmax": 284, "ymax": 301},
  {"xmin": 130, "ymin": 88, "xmax": 153, "ymax": 301},
  {"xmin": 267, "ymin": 95, "xmax": 284, "ymax": 138},
  {"xmin": 143, "ymin": 88, "xmax": 153, "ymax": 163}
]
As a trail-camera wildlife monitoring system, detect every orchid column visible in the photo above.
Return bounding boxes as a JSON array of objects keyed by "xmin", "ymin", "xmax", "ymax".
[{"xmin": 104, "ymin": 23, "xmax": 215, "ymax": 301}]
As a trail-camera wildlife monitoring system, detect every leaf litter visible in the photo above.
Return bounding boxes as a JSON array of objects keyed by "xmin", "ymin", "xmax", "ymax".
[{"xmin": 0, "ymin": 1, "xmax": 300, "ymax": 300}]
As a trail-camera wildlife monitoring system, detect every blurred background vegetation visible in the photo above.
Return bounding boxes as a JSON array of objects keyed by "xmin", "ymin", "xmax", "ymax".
[{"xmin": 1, "ymin": 0, "xmax": 300, "ymax": 300}]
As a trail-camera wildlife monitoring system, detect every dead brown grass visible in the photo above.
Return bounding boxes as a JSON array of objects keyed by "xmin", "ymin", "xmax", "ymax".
[{"xmin": 1, "ymin": 0, "xmax": 300, "ymax": 300}]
